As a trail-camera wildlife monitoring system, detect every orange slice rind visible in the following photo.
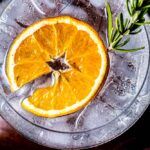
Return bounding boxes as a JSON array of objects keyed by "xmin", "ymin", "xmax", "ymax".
[{"xmin": 6, "ymin": 16, "xmax": 109, "ymax": 117}]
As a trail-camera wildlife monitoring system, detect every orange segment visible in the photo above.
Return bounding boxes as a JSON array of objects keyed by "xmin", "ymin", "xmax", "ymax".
[
  {"xmin": 66, "ymin": 30, "xmax": 98, "ymax": 60},
  {"xmin": 14, "ymin": 35, "xmax": 50, "ymax": 64},
  {"xmin": 6, "ymin": 16, "xmax": 109, "ymax": 118},
  {"xmin": 69, "ymin": 51, "xmax": 101, "ymax": 79},
  {"xmin": 34, "ymin": 25, "xmax": 58, "ymax": 57},
  {"xmin": 63, "ymin": 68, "xmax": 94, "ymax": 100},
  {"xmin": 14, "ymin": 62, "xmax": 50, "ymax": 87},
  {"xmin": 27, "ymin": 82, "xmax": 58, "ymax": 110},
  {"xmin": 55, "ymin": 23, "xmax": 77, "ymax": 55}
]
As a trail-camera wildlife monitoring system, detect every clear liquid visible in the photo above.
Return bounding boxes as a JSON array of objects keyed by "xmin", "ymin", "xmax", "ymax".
[{"xmin": 0, "ymin": 0, "xmax": 149, "ymax": 133}]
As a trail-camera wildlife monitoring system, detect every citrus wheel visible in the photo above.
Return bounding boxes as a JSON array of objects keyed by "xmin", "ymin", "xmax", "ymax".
[{"xmin": 6, "ymin": 16, "xmax": 109, "ymax": 118}]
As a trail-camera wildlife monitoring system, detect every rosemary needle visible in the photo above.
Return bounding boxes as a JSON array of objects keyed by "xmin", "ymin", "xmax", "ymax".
[{"xmin": 106, "ymin": 0, "xmax": 150, "ymax": 52}]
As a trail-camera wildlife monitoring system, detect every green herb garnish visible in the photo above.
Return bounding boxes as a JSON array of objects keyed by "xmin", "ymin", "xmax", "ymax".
[{"xmin": 106, "ymin": 0, "xmax": 150, "ymax": 52}]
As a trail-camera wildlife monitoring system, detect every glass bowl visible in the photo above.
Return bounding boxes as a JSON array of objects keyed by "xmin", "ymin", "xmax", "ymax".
[{"xmin": 0, "ymin": 0, "xmax": 149, "ymax": 149}]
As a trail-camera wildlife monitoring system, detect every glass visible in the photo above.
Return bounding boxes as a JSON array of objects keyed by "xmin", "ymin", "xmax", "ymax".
[{"xmin": 0, "ymin": 0, "xmax": 149, "ymax": 149}]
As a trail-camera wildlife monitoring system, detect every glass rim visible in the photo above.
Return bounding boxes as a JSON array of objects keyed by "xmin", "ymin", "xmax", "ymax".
[{"xmin": 0, "ymin": 0, "xmax": 150, "ymax": 135}]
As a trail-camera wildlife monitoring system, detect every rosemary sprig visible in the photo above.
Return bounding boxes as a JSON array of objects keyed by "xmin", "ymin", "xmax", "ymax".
[{"xmin": 106, "ymin": 0, "xmax": 150, "ymax": 52}]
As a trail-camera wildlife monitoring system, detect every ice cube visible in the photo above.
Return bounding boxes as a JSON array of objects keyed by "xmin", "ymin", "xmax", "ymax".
[
  {"xmin": 90, "ymin": 0, "xmax": 105, "ymax": 8},
  {"xmin": 61, "ymin": 5, "xmax": 88, "ymax": 20}
]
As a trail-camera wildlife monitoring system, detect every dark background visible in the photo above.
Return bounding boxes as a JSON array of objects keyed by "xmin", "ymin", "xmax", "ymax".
[{"xmin": 0, "ymin": 0, "xmax": 150, "ymax": 149}]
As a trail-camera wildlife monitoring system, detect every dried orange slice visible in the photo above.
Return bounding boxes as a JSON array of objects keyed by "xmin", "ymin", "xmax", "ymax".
[{"xmin": 6, "ymin": 16, "xmax": 108, "ymax": 117}]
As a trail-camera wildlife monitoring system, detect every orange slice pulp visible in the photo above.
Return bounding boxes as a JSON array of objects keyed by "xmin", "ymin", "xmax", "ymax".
[{"xmin": 6, "ymin": 16, "xmax": 109, "ymax": 117}]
